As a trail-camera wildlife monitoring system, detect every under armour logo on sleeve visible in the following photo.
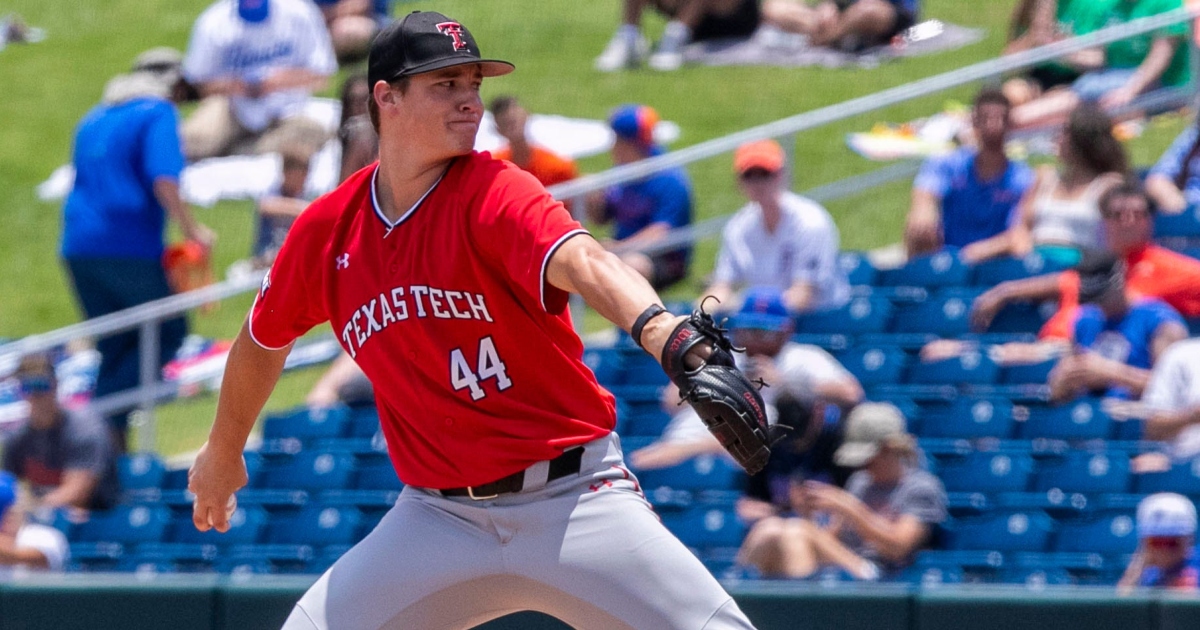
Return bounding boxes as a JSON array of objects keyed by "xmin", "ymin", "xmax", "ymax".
[{"xmin": 336, "ymin": 253, "xmax": 351, "ymax": 270}]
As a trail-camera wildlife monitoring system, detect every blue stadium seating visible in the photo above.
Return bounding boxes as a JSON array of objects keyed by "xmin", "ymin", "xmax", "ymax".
[
  {"xmin": 129, "ymin": 543, "xmax": 220, "ymax": 573},
  {"xmin": 1021, "ymin": 398, "xmax": 1111, "ymax": 441},
  {"xmin": 220, "ymin": 544, "xmax": 314, "ymax": 574},
  {"xmin": 837, "ymin": 346, "xmax": 908, "ymax": 387},
  {"xmin": 355, "ymin": 458, "xmax": 403, "ymax": 491},
  {"xmin": 972, "ymin": 254, "xmax": 1069, "ymax": 286},
  {"xmin": 918, "ymin": 398, "xmax": 1013, "ymax": 439},
  {"xmin": 1033, "ymin": 451, "xmax": 1131, "ymax": 495},
  {"xmin": 262, "ymin": 452, "xmax": 357, "ymax": 492},
  {"xmin": 998, "ymin": 566, "xmax": 1074, "ymax": 586},
  {"xmin": 170, "ymin": 506, "xmax": 268, "ymax": 546},
  {"xmin": 268, "ymin": 506, "xmax": 364, "ymax": 547},
  {"xmin": 879, "ymin": 251, "xmax": 971, "ymax": 289},
  {"xmin": 76, "ymin": 505, "xmax": 172, "ymax": 546},
  {"xmin": 624, "ymin": 353, "xmax": 672, "ymax": 388},
  {"xmin": 235, "ymin": 489, "xmax": 309, "ymax": 511},
  {"xmin": 635, "ymin": 454, "xmax": 745, "ymax": 491},
  {"xmin": 914, "ymin": 550, "xmax": 1005, "ymax": 584},
  {"xmin": 985, "ymin": 302, "xmax": 1053, "ymax": 335},
  {"xmin": 943, "ymin": 511, "xmax": 1056, "ymax": 552},
  {"xmin": 946, "ymin": 492, "xmax": 991, "ymax": 517},
  {"xmin": 897, "ymin": 564, "xmax": 965, "ymax": 586},
  {"xmin": 1055, "ymin": 512, "xmax": 1138, "ymax": 555},
  {"xmin": 582, "ymin": 347, "xmax": 625, "ymax": 387},
  {"xmin": 118, "ymin": 454, "xmax": 167, "ymax": 493},
  {"xmin": 660, "ymin": 504, "xmax": 745, "ymax": 548},
  {"xmin": 347, "ymin": 407, "xmax": 382, "ymax": 439},
  {"xmin": 262, "ymin": 405, "xmax": 351, "ymax": 443},
  {"xmin": 69, "ymin": 542, "xmax": 124, "ymax": 571},
  {"xmin": 1134, "ymin": 460, "xmax": 1200, "ymax": 496},
  {"xmin": 1154, "ymin": 206, "xmax": 1200, "ymax": 239},
  {"xmin": 624, "ymin": 408, "xmax": 673, "ymax": 438},
  {"xmin": 939, "ymin": 452, "xmax": 1034, "ymax": 493},
  {"xmin": 993, "ymin": 491, "xmax": 1090, "ymax": 519},
  {"xmin": 892, "ymin": 295, "xmax": 974, "ymax": 337},
  {"xmin": 908, "ymin": 351, "xmax": 1000, "ymax": 386},
  {"xmin": 794, "ymin": 296, "xmax": 893, "ymax": 335},
  {"xmin": 1001, "ymin": 358, "xmax": 1058, "ymax": 385},
  {"xmin": 839, "ymin": 251, "xmax": 876, "ymax": 286}
]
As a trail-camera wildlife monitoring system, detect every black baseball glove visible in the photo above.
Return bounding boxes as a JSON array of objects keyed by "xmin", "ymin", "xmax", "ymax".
[{"xmin": 649, "ymin": 302, "xmax": 786, "ymax": 475}]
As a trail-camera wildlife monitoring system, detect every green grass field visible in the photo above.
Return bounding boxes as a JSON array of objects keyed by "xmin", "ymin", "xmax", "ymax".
[{"xmin": 0, "ymin": 0, "xmax": 1188, "ymax": 456}]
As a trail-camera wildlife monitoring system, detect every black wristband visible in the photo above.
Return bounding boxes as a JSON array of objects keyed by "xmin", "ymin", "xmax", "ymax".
[{"xmin": 631, "ymin": 304, "xmax": 669, "ymax": 350}]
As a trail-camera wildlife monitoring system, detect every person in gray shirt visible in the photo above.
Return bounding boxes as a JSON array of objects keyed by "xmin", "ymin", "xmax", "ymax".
[
  {"xmin": 2, "ymin": 355, "xmax": 118, "ymax": 512},
  {"xmin": 738, "ymin": 402, "xmax": 946, "ymax": 579}
]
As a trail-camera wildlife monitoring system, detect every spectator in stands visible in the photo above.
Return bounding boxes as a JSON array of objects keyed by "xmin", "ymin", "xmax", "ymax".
[
  {"xmin": 737, "ymin": 403, "xmax": 946, "ymax": 579},
  {"xmin": 252, "ymin": 141, "xmax": 314, "ymax": 265},
  {"xmin": 585, "ymin": 104, "xmax": 694, "ymax": 290},
  {"xmin": 595, "ymin": 0, "xmax": 760, "ymax": 71},
  {"xmin": 1048, "ymin": 249, "xmax": 1188, "ymax": 402},
  {"xmin": 307, "ymin": 352, "xmax": 374, "ymax": 408},
  {"xmin": 761, "ymin": 0, "xmax": 917, "ymax": 52},
  {"xmin": 337, "ymin": 73, "xmax": 378, "ymax": 182},
  {"xmin": 905, "ymin": 88, "xmax": 1034, "ymax": 258},
  {"xmin": 489, "ymin": 96, "xmax": 580, "ymax": 193},
  {"xmin": 62, "ymin": 50, "xmax": 215, "ymax": 447},
  {"xmin": 959, "ymin": 103, "xmax": 1126, "ymax": 266},
  {"xmin": 2, "ymin": 356, "xmax": 118, "ymax": 512},
  {"xmin": 1119, "ymin": 493, "xmax": 1200, "ymax": 592},
  {"xmin": 312, "ymin": 0, "xmax": 393, "ymax": 63},
  {"xmin": 967, "ymin": 181, "xmax": 1200, "ymax": 348},
  {"xmin": 181, "ymin": 0, "xmax": 337, "ymax": 161},
  {"xmin": 1001, "ymin": 0, "xmax": 1107, "ymax": 107},
  {"xmin": 1145, "ymin": 117, "xmax": 1200, "ymax": 214},
  {"xmin": 630, "ymin": 286, "xmax": 863, "ymax": 472},
  {"xmin": 1012, "ymin": 0, "xmax": 1190, "ymax": 129},
  {"xmin": 0, "ymin": 473, "xmax": 68, "ymax": 574},
  {"xmin": 1130, "ymin": 337, "xmax": 1200, "ymax": 472},
  {"xmin": 704, "ymin": 139, "xmax": 850, "ymax": 313}
]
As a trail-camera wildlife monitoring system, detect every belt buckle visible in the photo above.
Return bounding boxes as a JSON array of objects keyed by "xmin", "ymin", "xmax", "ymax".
[{"xmin": 466, "ymin": 485, "xmax": 499, "ymax": 501}]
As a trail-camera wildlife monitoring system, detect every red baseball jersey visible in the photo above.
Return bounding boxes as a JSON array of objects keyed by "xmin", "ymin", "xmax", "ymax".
[{"xmin": 249, "ymin": 152, "xmax": 616, "ymax": 488}]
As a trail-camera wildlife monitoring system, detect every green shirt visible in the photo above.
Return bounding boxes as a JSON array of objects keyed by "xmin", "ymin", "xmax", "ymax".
[{"xmin": 1091, "ymin": 0, "xmax": 1191, "ymax": 87}]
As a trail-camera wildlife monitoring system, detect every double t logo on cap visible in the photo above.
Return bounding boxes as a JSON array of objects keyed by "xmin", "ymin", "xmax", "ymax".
[{"xmin": 436, "ymin": 22, "xmax": 469, "ymax": 51}]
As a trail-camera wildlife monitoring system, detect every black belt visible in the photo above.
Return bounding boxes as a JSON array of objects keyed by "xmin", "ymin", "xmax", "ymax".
[{"xmin": 441, "ymin": 447, "xmax": 585, "ymax": 500}]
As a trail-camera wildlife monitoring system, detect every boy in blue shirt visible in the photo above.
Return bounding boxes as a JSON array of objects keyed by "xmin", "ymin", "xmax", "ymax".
[
  {"xmin": 906, "ymin": 87, "xmax": 1034, "ymax": 257},
  {"xmin": 586, "ymin": 104, "xmax": 694, "ymax": 290},
  {"xmin": 1049, "ymin": 249, "xmax": 1188, "ymax": 401}
]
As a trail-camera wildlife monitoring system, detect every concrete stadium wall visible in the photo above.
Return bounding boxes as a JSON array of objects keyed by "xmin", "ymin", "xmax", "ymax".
[{"xmin": 0, "ymin": 575, "xmax": 1198, "ymax": 630}]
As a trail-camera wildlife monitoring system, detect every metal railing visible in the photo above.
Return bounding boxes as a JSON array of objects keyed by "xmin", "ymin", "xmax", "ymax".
[{"xmin": 4, "ymin": 6, "xmax": 1195, "ymax": 452}]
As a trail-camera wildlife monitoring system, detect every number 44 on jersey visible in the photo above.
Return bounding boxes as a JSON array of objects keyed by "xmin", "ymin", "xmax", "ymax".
[{"xmin": 450, "ymin": 336, "xmax": 512, "ymax": 400}]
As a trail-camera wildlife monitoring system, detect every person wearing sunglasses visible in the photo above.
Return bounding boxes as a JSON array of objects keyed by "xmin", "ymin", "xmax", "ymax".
[
  {"xmin": 703, "ymin": 138, "xmax": 849, "ymax": 313},
  {"xmin": 2, "ymin": 355, "xmax": 118, "ymax": 513},
  {"xmin": 1119, "ymin": 493, "xmax": 1200, "ymax": 592}
]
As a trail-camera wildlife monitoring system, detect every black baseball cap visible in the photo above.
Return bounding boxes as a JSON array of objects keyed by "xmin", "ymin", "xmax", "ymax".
[
  {"xmin": 1076, "ymin": 249, "xmax": 1125, "ymax": 304},
  {"xmin": 368, "ymin": 11, "xmax": 514, "ymax": 86}
]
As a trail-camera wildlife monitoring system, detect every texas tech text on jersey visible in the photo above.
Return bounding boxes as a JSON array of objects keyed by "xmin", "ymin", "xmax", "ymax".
[{"xmin": 338, "ymin": 284, "xmax": 494, "ymax": 358}]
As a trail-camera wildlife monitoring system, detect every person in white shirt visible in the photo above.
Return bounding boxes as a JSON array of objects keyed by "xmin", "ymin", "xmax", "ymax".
[
  {"xmin": 704, "ymin": 139, "xmax": 850, "ymax": 313},
  {"xmin": 181, "ymin": 0, "xmax": 337, "ymax": 161},
  {"xmin": 0, "ymin": 473, "xmax": 68, "ymax": 573},
  {"xmin": 1137, "ymin": 338, "xmax": 1200, "ymax": 464},
  {"xmin": 630, "ymin": 286, "xmax": 863, "ymax": 470}
]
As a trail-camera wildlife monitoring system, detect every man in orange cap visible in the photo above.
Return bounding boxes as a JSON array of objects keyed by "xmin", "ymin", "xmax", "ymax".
[{"xmin": 703, "ymin": 138, "xmax": 849, "ymax": 313}]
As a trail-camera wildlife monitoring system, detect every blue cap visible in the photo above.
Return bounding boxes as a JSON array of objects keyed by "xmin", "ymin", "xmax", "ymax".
[
  {"xmin": 0, "ymin": 472, "xmax": 16, "ymax": 523},
  {"xmin": 238, "ymin": 0, "xmax": 270, "ymax": 23},
  {"xmin": 609, "ymin": 104, "xmax": 662, "ymax": 156},
  {"xmin": 731, "ymin": 286, "xmax": 791, "ymax": 331}
]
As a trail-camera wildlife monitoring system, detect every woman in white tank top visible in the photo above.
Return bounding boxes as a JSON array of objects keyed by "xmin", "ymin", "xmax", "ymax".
[{"xmin": 961, "ymin": 103, "xmax": 1128, "ymax": 266}]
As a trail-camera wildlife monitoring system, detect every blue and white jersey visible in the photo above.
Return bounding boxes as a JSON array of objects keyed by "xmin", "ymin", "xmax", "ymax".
[{"xmin": 182, "ymin": 0, "xmax": 337, "ymax": 131}]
